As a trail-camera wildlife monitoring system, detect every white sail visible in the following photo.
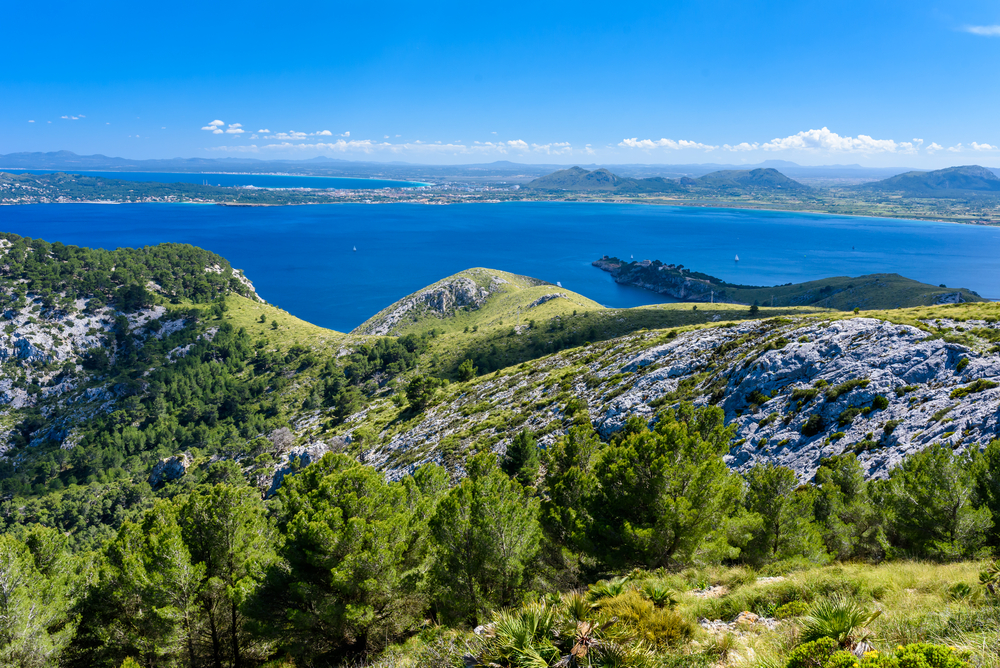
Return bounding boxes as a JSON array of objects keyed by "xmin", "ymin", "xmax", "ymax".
[{"xmin": 735, "ymin": 254, "xmax": 739, "ymax": 262}]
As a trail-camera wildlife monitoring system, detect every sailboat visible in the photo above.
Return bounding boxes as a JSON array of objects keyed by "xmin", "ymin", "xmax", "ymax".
[
  {"xmin": 734, "ymin": 254, "xmax": 740, "ymax": 263},
  {"xmin": 353, "ymin": 246, "xmax": 357, "ymax": 252}
]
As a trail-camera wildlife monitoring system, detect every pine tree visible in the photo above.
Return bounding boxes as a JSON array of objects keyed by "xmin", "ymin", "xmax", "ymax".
[
  {"xmin": 742, "ymin": 462, "xmax": 827, "ymax": 566},
  {"xmin": 591, "ymin": 403, "xmax": 739, "ymax": 568},
  {"xmin": 181, "ymin": 483, "xmax": 276, "ymax": 667},
  {"xmin": 430, "ymin": 451, "xmax": 541, "ymax": 624},
  {"xmin": 269, "ymin": 453, "xmax": 418, "ymax": 661},
  {"xmin": 500, "ymin": 429, "xmax": 540, "ymax": 487}
]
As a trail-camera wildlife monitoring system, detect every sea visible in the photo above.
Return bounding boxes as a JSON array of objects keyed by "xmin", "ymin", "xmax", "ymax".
[
  {"xmin": 1, "ymin": 202, "xmax": 999, "ymax": 333},
  {"xmin": 3, "ymin": 169, "xmax": 426, "ymax": 190}
]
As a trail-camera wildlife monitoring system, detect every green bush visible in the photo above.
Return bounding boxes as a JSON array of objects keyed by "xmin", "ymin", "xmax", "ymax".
[
  {"xmin": 802, "ymin": 414, "xmax": 825, "ymax": 437},
  {"xmin": 786, "ymin": 637, "xmax": 840, "ymax": 668},
  {"xmin": 595, "ymin": 589, "xmax": 694, "ymax": 647},
  {"xmin": 775, "ymin": 600, "xmax": 809, "ymax": 619},
  {"xmin": 950, "ymin": 378, "xmax": 998, "ymax": 399}
]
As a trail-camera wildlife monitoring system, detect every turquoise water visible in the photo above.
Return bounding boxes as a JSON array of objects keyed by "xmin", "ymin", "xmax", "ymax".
[
  {"xmin": 2, "ymin": 169, "xmax": 426, "ymax": 189},
  {"xmin": 1, "ymin": 202, "xmax": 998, "ymax": 332}
]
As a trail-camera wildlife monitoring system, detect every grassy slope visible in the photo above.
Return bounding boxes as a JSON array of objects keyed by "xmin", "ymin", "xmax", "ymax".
[
  {"xmin": 359, "ymin": 268, "xmax": 836, "ymax": 377},
  {"xmin": 726, "ymin": 273, "xmax": 984, "ymax": 310},
  {"xmin": 366, "ymin": 561, "xmax": 1000, "ymax": 668}
]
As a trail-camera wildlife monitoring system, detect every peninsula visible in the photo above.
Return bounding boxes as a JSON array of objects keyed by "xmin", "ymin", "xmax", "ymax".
[{"xmin": 593, "ymin": 255, "xmax": 983, "ymax": 309}]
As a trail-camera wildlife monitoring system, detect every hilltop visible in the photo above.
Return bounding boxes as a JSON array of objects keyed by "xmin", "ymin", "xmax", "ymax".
[
  {"xmin": 692, "ymin": 167, "xmax": 810, "ymax": 191},
  {"xmin": 526, "ymin": 165, "xmax": 810, "ymax": 194},
  {"xmin": 594, "ymin": 256, "xmax": 983, "ymax": 309},
  {"xmin": 860, "ymin": 165, "xmax": 1000, "ymax": 196}
]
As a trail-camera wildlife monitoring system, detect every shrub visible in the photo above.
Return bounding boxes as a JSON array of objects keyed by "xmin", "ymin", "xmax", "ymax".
[
  {"xmin": 894, "ymin": 643, "xmax": 971, "ymax": 668},
  {"xmin": 826, "ymin": 379, "xmax": 871, "ymax": 402},
  {"xmin": 786, "ymin": 637, "xmax": 840, "ymax": 668},
  {"xmin": 872, "ymin": 395, "xmax": 889, "ymax": 410},
  {"xmin": 775, "ymin": 600, "xmax": 809, "ymax": 619},
  {"xmin": 895, "ymin": 385, "xmax": 918, "ymax": 397},
  {"xmin": 883, "ymin": 420, "xmax": 902, "ymax": 435},
  {"xmin": 802, "ymin": 414, "xmax": 825, "ymax": 437},
  {"xmin": 595, "ymin": 590, "xmax": 695, "ymax": 647},
  {"xmin": 950, "ymin": 378, "xmax": 998, "ymax": 399},
  {"xmin": 956, "ymin": 357, "xmax": 970, "ymax": 372}
]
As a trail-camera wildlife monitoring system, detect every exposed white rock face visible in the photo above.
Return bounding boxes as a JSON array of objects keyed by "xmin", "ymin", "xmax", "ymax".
[
  {"xmin": 355, "ymin": 316, "xmax": 1000, "ymax": 483},
  {"xmin": 352, "ymin": 271, "xmax": 513, "ymax": 336},
  {"xmin": 528, "ymin": 293, "xmax": 569, "ymax": 309},
  {"xmin": 149, "ymin": 453, "xmax": 191, "ymax": 487}
]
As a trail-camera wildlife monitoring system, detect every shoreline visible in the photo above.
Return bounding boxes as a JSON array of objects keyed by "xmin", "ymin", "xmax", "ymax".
[{"xmin": 2, "ymin": 196, "xmax": 993, "ymax": 228}]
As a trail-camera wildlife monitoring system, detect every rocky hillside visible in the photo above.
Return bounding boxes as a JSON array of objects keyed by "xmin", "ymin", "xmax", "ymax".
[
  {"xmin": 3, "ymin": 236, "xmax": 1000, "ymax": 547},
  {"xmin": 325, "ymin": 305, "xmax": 1000, "ymax": 483}
]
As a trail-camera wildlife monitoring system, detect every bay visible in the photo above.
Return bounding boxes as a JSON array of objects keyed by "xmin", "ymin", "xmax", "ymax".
[
  {"xmin": 2, "ymin": 169, "xmax": 426, "ymax": 190},
  {"xmin": 0, "ymin": 202, "xmax": 998, "ymax": 333}
]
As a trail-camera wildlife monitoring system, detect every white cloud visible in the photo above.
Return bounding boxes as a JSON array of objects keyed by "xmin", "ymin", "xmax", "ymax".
[
  {"xmin": 584, "ymin": 144, "xmax": 595, "ymax": 155},
  {"xmin": 972, "ymin": 142, "xmax": 997, "ymax": 151},
  {"xmin": 384, "ymin": 135, "xmax": 389, "ymax": 139},
  {"xmin": 963, "ymin": 25, "xmax": 1000, "ymax": 36},
  {"xmin": 61, "ymin": 115, "xmax": 80, "ymax": 120},
  {"xmin": 225, "ymin": 127, "xmax": 244, "ymax": 134},
  {"xmin": 531, "ymin": 142, "xmax": 572, "ymax": 155},
  {"xmin": 28, "ymin": 120, "xmax": 34, "ymax": 123},
  {"xmin": 619, "ymin": 137, "xmax": 718, "ymax": 150},
  {"xmin": 340, "ymin": 131, "xmax": 350, "ymax": 137},
  {"xmin": 79, "ymin": 115, "xmax": 85, "ymax": 118},
  {"xmin": 268, "ymin": 131, "xmax": 308, "ymax": 140},
  {"xmin": 202, "ymin": 123, "xmax": 225, "ymax": 134},
  {"xmin": 947, "ymin": 143, "xmax": 963, "ymax": 153},
  {"xmin": 209, "ymin": 145, "xmax": 260, "ymax": 153},
  {"xmin": 761, "ymin": 127, "xmax": 905, "ymax": 153},
  {"xmin": 723, "ymin": 142, "xmax": 760, "ymax": 152},
  {"xmin": 207, "ymin": 137, "xmax": 582, "ymax": 157},
  {"xmin": 314, "ymin": 130, "xmax": 333, "ymax": 136},
  {"xmin": 926, "ymin": 142, "xmax": 943, "ymax": 153},
  {"xmin": 257, "ymin": 128, "xmax": 270, "ymax": 133},
  {"xmin": 228, "ymin": 123, "xmax": 242, "ymax": 128},
  {"xmin": 208, "ymin": 120, "xmax": 225, "ymax": 126}
]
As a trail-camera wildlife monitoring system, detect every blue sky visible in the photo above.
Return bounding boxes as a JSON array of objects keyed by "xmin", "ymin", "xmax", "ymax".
[{"xmin": 3, "ymin": 0, "xmax": 999, "ymax": 167}]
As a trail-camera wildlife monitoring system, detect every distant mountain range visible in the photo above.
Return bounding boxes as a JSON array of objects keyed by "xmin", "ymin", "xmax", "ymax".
[
  {"xmin": 859, "ymin": 165, "xmax": 1000, "ymax": 196},
  {"xmin": 526, "ymin": 166, "xmax": 810, "ymax": 193},
  {"xmin": 5, "ymin": 150, "xmax": 998, "ymax": 183}
]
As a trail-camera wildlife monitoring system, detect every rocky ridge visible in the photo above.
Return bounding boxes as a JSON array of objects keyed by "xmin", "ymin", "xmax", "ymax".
[{"xmin": 341, "ymin": 314, "xmax": 1000, "ymax": 482}]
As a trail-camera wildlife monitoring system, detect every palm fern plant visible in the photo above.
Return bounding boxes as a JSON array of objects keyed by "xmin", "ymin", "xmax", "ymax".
[
  {"xmin": 800, "ymin": 596, "xmax": 881, "ymax": 652},
  {"xmin": 586, "ymin": 577, "xmax": 629, "ymax": 602}
]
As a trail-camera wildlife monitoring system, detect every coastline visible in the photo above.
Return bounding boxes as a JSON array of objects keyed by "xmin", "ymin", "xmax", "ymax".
[{"xmin": 3, "ymin": 195, "xmax": 991, "ymax": 228}]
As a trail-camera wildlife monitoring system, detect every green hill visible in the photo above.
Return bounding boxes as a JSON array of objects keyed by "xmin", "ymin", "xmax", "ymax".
[
  {"xmin": 594, "ymin": 256, "xmax": 984, "ymax": 309},
  {"xmin": 694, "ymin": 167, "xmax": 810, "ymax": 191},
  {"xmin": 861, "ymin": 165, "xmax": 1000, "ymax": 196},
  {"xmin": 525, "ymin": 165, "xmax": 808, "ymax": 194}
]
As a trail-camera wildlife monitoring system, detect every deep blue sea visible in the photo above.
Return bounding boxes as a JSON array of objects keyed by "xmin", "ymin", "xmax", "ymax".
[
  {"xmin": 1, "ymin": 202, "xmax": 999, "ymax": 332},
  {"xmin": 3, "ymin": 170, "xmax": 425, "ymax": 190}
]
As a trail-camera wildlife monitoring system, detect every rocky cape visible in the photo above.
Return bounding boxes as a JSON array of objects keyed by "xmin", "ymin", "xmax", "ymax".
[{"xmin": 592, "ymin": 256, "xmax": 983, "ymax": 310}]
